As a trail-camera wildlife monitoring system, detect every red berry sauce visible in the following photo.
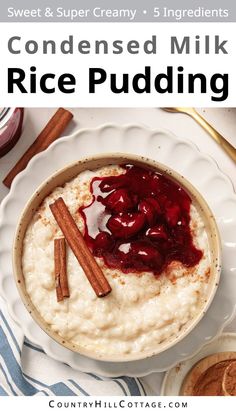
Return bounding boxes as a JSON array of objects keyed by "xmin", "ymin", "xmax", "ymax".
[{"xmin": 79, "ymin": 164, "xmax": 203, "ymax": 276}]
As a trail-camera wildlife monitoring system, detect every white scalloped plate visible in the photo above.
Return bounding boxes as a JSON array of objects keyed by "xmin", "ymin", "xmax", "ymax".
[{"xmin": 0, "ymin": 124, "xmax": 236, "ymax": 377}]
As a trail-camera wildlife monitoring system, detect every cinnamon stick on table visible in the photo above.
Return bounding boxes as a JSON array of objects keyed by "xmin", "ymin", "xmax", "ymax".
[
  {"xmin": 54, "ymin": 237, "xmax": 69, "ymax": 302},
  {"xmin": 50, "ymin": 197, "xmax": 112, "ymax": 298},
  {"xmin": 3, "ymin": 108, "xmax": 73, "ymax": 188}
]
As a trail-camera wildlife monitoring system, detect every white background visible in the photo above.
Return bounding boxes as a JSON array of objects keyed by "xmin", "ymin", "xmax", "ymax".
[
  {"xmin": 0, "ymin": 23, "xmax": 235, "ymax": 106},
  {"xmin": 0, "ymin": 18, "xmax": 236, "ymax": 397},
  {"xmin": 1, "ymin": 395, "xmax": 236, "ymax": 411}
]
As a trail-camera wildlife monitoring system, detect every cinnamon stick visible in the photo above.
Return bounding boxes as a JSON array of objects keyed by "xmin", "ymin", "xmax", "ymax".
[
  {"xmin": 3, "ymin": 108, "xmax": 73, "ymax": 188},
  {"xmin": 50, "ymin": 197, "xmax": 112, "ymax": 298},
  {"xmin": 54, "ymin": 237, "xmax": 69, "ymax": 302},
  {"xmin": 54, "ymin": 238, "xmax": 63, "ymax": 302}
]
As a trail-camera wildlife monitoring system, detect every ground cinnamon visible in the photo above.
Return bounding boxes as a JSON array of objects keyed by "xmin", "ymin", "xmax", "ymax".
[
  {"xmin": 222, "ymin": 361, "xmax": 236, "ymax": 396},
  {"xmin": 193, "ymin": 359, "xmax": 236, "ymax": 396},
  {"xmin": 3, "ymin": 108, "xmax": 73, "ymax": 188}
]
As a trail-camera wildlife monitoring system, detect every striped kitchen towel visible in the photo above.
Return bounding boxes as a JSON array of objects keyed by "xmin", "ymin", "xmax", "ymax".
[{"xmin": 0, "ymin": 297, "xmax": 161, "ymax": 396}]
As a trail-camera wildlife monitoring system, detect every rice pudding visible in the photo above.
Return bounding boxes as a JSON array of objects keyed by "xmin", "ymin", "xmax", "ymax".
[{"xmin": 22, "ymin": 164, "xmax": 211, "ymax": 357}]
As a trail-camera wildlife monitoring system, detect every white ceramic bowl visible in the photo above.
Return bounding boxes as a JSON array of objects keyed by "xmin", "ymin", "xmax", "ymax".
[{"xmin": 13, "ymin": 154, "xmax": 221, "ymax": 362}]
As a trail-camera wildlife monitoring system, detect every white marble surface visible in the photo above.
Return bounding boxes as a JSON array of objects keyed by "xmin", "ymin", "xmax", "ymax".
[{"xmin": 0, "ymin": 107, "xmax": 235, "ymax": 394}]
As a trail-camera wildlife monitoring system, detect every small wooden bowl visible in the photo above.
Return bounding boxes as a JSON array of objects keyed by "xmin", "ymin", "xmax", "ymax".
[
  {"xmin": 180, "ymin": 352, "xmax": 236, "ymax": 395},
  {"xmin": 12, "ymin": 154, "xmax": 222, "ymax": 361}
]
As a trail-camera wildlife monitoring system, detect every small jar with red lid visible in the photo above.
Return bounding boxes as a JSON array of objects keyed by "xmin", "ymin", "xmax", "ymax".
[{"xmin": 0, "ymin": 108, "xmax": 24, "ymax": 157}]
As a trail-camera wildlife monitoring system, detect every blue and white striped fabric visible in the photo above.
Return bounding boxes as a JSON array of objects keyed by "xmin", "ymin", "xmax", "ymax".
[{"xmin": 0, "ymin": 297, "xmax": 158, "ymax": 396}]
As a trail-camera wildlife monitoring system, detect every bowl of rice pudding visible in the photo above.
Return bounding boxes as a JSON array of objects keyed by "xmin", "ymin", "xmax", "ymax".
[{"xmin": 13, "ymin": 154, "xmax": 221, "ymax": 362}]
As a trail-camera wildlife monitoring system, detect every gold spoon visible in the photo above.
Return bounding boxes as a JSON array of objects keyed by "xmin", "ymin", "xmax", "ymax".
[{"xmin": 163, "ymin": 107, "xmax": 236, "ymax": 163}]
